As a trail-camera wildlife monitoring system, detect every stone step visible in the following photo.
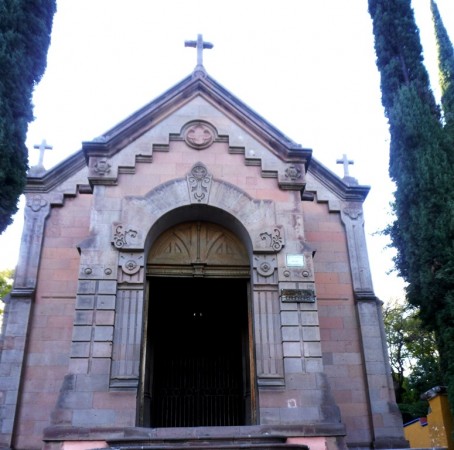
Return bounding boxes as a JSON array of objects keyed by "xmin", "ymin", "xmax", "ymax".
[
  {"xmin": 107, "ymin": 445, "xmax": 307, "ymax": 450},
  {"xmin": 106, "ymin": 435, "xmax": 309, "ymax": 450}
]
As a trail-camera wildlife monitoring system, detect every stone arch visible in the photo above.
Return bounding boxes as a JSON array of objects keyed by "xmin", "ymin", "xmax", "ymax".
[
  {"xmin": 113, "ymin": 168, "xmax": 282, "ymax": 256},
  {"xmin": 110, "ymin": 168, "xmax": 287, "ymax": 423}
]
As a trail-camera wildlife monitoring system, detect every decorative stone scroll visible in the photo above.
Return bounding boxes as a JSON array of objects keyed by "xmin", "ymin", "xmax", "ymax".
[
  {"xmin": 253, "ymin": 226, "xmax": 285, "ymax": 253},
  {"xmin": 187, "ymin": 162, "xmax": 212, "ymax": 204},
  {"xmin": 112, "ymin": 224, "xmax": 141, "ymax": 249}
]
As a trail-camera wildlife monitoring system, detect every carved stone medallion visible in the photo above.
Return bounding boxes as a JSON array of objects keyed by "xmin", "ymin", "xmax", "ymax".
[
  {"xmin": 253, "ymin": 255, "xmax": 277, "ymax": 277},
  {"xmin": 120, "ymin": 253, "xmax": 143, "ymax": 275},
  {"xmin": 182, "ymin": 121, "xmax": 216, "ymax": 150}
]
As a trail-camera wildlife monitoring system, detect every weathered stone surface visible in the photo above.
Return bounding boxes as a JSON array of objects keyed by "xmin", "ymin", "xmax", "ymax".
[{"xmin": 2, "ymin": 73, "xmax": 405, "ymax": 450}]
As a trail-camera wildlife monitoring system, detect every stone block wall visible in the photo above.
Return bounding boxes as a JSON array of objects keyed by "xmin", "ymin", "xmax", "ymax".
[
  {"xmin": 303, "ymin": 200, "xmax": 371, "ymax": 445},
  {"xmin": 13, "ymin": 195, "xmax": 92, "ymax": 449}
]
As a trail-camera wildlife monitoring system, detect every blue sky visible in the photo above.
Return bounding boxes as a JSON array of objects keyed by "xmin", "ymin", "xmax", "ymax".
[{"xmin": 1, "ymin": 0, "xmax": 453, "ymax": 301}]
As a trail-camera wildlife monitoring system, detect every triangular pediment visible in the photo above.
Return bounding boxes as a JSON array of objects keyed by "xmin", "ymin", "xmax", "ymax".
[
  {"xmin": 25, "ymin": 71, "xmax": 369, "ymax": 204},
  {"xmin": 81, "ymin": 73, "xmax": 310, "ymax": 163}
]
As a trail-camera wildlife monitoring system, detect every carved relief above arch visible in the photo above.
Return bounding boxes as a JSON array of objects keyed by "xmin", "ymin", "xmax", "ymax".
[
  {"xmin": 147, "ymin": 221, "xmax": 249, "ymax": 277},
  {"xmin": 112, "ymin": 167, "xmax": 285, "ymax": 254}
]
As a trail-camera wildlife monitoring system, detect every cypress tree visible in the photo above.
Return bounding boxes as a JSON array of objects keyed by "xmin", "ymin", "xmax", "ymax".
[
  {"xmin": 368, "ymin": 0, "xmax": 454, "ymax": 411},
  {"xmin": 431, "ymin": 0, "xmax": 454, "ymax": 125},
  {"xmin": 0, "ymin": 0, "xmax": 56, "ymax": 234},
  {"xmin": 430, "ymin": 1, "xmax": 454, "ymax": 409}
]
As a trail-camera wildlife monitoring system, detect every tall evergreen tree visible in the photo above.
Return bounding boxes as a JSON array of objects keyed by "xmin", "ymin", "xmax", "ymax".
[
  {"xmin": 430, "ymin": 0, "xmax": 454, "ymax": 411},
  {"xmin": 0, "ymin": 0, "xmax": 56, "ymax": 234},
  {"xmin": 431, "ymin": 0, "xmax": 454, "ymax": 125},
  {"xmin": 368, "ymin": 0, "xmax": 454, "ymax": 411}
]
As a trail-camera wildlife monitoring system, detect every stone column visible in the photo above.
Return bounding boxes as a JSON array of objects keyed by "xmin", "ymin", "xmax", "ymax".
[
  {"xmin": 0, "ymin": 194, "xmax": 50, "ymax": 448},
  {"xmin": 341, "ymin": 204, "xmax": 408, "ymax": 448}
]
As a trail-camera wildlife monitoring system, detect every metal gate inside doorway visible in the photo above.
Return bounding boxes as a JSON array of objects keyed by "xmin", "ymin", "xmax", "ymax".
[{"xmin": 149, "ymin": 277, "xmax": 248, "ymax": 428}]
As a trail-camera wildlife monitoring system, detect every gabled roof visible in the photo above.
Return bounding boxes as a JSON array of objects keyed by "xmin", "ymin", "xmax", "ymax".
[
  {"xmin": 25, "ymin": 71, "xmax": 369, "ymax": 203},
  {"xmin": 81, "ymin": 72, "xmax": 311, "ymax": 162}
]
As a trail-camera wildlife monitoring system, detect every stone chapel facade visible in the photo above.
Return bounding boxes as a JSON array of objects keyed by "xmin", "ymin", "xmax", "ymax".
[{"xmin": 0, "ymin": 67, "xmax": 407, "ymax": 450}]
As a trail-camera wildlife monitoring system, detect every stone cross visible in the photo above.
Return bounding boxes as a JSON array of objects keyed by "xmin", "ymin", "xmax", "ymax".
[
  {"xmin": 184, "ymin": 34, "xmax": 213, "ymax": 70},
  {"xmin": 336, "ymin": 153, "xmax": 354, "ymax": 178},
  {"xmin": 33, "ymin": 139, "xmax": 53, "ymax": 168}
]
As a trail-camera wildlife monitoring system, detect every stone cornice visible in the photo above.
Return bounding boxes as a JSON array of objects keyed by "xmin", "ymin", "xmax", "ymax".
[
  {"xmin": 23, "ymin": 73, "xmax": 368, "ymax": 201},
  {"xmin": 308, "ymin": 158, "xmax": 370, "ymax": 203},
  {"xmin": 25, "ymin": 150, "xmax": 88, "ymax": 194},
  {"xmin": 82, "ymin": 75, "xmax": 312, "ymax": 167}
]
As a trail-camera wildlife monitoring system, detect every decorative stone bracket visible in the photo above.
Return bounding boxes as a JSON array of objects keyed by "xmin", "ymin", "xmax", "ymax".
[
  {"xmin": 88, "ymin": 157, "xmax": 118, "ymax": 185},
  {"xmin": 278, "ymin": 163, "xmax": 306, "ymax": 191}
]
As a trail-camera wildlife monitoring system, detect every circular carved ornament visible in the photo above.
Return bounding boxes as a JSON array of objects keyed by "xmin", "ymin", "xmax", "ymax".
[
  {"xmin": 122, "ymin": 259, "xmax": 141, "ymax": 275},
  {"xmin": 183, "ymin": 122, "xmax": 215, "ymax": 150},
  {"xmin": 257, "ymin": 261, "xmax": 274, "ymax": 277}
]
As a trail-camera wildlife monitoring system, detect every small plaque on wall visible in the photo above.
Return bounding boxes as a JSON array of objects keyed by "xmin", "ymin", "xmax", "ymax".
[
  {"xmin": 280, "ymin": 289, "xmax": 316, "ymax": 303},
  {"xmin": 286, "ymin": 254, "xmax": 305, "ymax": 267}
]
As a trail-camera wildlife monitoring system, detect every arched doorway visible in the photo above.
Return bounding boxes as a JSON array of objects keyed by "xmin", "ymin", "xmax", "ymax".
[{"xmin": 139, "ymin": 221, "xmax": 256, "ymax": 427}]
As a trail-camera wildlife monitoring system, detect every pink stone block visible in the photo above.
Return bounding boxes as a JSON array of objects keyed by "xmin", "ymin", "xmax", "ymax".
[{"xmin": 63, "ymin": 441, "xmax": 108, "ymax": 450}]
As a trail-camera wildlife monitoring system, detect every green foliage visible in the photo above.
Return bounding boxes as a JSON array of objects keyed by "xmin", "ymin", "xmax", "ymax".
[
  {"xmin": 386, "ymin": 86, "xmax": 454, "ymax": 322},
  {"xmin": 368, "ymin": 0, "xmax": 438, "ymax": 118},
  {"xmin": 0, "ymin": 268, "xmax": 14, "ymax": 315},
  {"xmin": 0, "ymin": 0, "xmax": 56, "ymax": 234},
  {"xmin": 383, "ymin": 299, "xmax": 442, "ymax": 422},
  {"xmin": 368, "ymin": 0, "xmax": 454, "ymax": 418},
  {"xmin": 431, "ymin": 0, "xmax": 454, "ymax": 124}
]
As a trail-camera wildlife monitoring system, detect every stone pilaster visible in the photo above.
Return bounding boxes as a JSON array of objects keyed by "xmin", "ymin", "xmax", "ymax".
[
  {"xmin": 0, "ymin": 194, "xmax": 50, "ymax": 448},
  {"xmin": 341, "ymin": 204, "xmax": 408, "ymax": 448},
  {"xmin": 111, "ymin": 252, "xmax": 145, "ymax": 388}
]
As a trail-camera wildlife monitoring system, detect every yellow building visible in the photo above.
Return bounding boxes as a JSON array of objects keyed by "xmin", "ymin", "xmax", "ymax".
[{"xmin": 404, "ymin": 386, "xmax": 454, "ymax": 450}]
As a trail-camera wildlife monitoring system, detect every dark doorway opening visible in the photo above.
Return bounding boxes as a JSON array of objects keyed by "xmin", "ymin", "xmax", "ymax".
[{"xmin": 147, "ymin": 277, "xmax": 251, "ymax": 428}]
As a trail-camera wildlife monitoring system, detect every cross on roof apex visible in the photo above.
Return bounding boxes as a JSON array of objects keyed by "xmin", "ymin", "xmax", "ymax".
[
  {"xmin": 184, "ymin": 34, "xmax": 213, "ymax": 76},
  {"xmin": 336, "ymin": 153, "xmax": 354, "ymax": 178},
  {"xmin": 33, "ymin": 139, "xmax": 53, "ymax": 169},
  {"xmin": 336, "ymin": 153, "xmax": 359, "ymax": 186}
]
